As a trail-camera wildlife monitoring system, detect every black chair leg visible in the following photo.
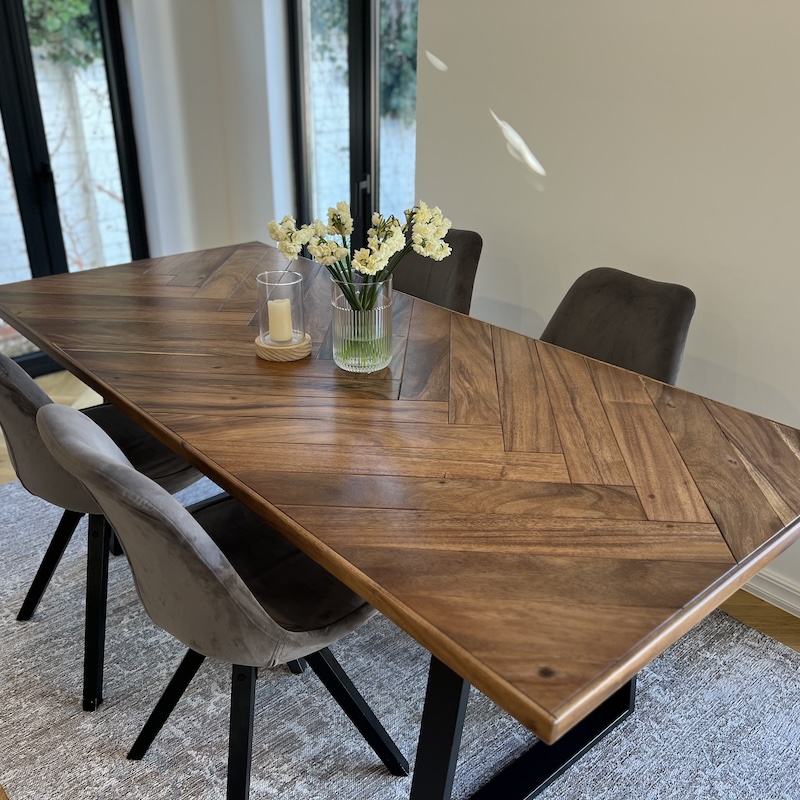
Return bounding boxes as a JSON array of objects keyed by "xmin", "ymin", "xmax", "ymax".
[
  {"xmin": 109, "ymin": 530, "xmax": 124, "ymax": 556},
  {"xmin": 17, "ymin": 509, "xmax": 84, "ymax": 621},
  {"xmin": 128, "ymin": 648, "xmax": 206, "ymax": 760},
  {"xmin": 83, "ymin": 514, "xmax": 111, "ymax": 711},
  {"xmin": 287, "ymin": 659, "xmax": 307, "ymax": 674},
  {"xmin": 305, "ymin": 648, "xmax": 409, "ymax": 776},
  {"xmin": 227, "ymin": 664, "xmax": 257, "ymax": 800}
]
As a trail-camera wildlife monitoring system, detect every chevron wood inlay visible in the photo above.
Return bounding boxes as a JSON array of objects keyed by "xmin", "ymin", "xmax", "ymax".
[
  {"xmin": 2, "ymin": 241, "xmax": 799, "ymax": 746},
  {"xmin": 496, "ymin": 328, "xmax": 560, "ymax": 454},
  {"xmin": 536, "ymin": 341, "xmax": 629, "ymax": 482}
]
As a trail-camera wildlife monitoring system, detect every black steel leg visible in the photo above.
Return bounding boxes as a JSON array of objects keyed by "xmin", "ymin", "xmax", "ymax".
[
  {"xmin": 127, "ymin": 648, "xmax": 207, "ymax": 760},
  {"xmin": 83, "ymin": 514, "xmax": 110, "ymax": 711},
  {"xmin": 305, "ymin": 648, "xmax": 409, "ymax": 776},
  {"xmin": 227, "ymin": 664, "xmax": 257, "ymax": 800},
  {"xmin": 17, "ymin": 509, "xmax": 84, "ymax": 621},
  {"xmin": 469, "ymin": 678, "xmax": 636, "ymax": 799},
  {"xmin": 408, "ymin": 655, "xmax": 470, "ymax": 799},
  {"xmin": 410, "ymin": 654, "xmax": 637, "ymax": 800},
  {"xmin": 287, "ymin": 659, "xmax": 307, "ymax": 674}
]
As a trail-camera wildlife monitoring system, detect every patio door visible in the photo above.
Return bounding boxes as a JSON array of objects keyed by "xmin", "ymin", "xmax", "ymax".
[
  {"xmin": 289, "ymin": 0, "xmax": 419, "ymax": 248},
  {"xmin": 0, "ymin": 0, "xmax": 146, "ymax": 373}
]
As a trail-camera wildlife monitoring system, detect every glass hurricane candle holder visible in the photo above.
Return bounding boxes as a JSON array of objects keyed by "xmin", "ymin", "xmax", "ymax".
[{"xmin": 255, "ymin": 271, "xmax": 311, "ymax": 361}]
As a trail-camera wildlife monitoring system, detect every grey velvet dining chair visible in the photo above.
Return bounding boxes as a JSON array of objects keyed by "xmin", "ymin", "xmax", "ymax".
[
  {"xmin": 539, "ymin": 267, "xmax": 696, "ymax": 385},
  {"xmin": 0, "ymin": 353, "xmax": 201, "ymax": 710},
  {"xmin": 391, "ymin": 228, "xmax": 483, "ymax": 314},
  {"xmin": 36, "ymin": 402, "xmax": 408, "ymax": 799}
]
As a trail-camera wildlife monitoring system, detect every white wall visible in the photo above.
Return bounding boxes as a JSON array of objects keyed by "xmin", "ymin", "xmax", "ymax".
[
  {"xmin": 416, "ymin": 0, "xmax": 800, "ymax": 610},
  {"xmin": 119, "ymin": 0, "xmax": 293, "ymax": 255}
]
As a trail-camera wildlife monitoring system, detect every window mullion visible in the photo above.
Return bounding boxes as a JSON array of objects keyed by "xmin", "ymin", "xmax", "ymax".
[
  {"xmin": 0, "ymin": 0, "xmax": 68, "ymax": 277},
  {"xmin": 95, "ymin": 0, "xmax": 150, "ymax": 261},
  {"xmin": 348, "ymin": 0, "xmax": 379, "ymax": 249}
]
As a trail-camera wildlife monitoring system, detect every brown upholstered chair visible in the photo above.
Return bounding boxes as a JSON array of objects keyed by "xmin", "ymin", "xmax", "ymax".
[
  {"xmin": 0, "ymin": 354, "xmax": 201, "ymax": 710},
  {"xmin": 539, "ymin": 267, "xmax": 696, "ymax": 384},
  {"xmin": 391, "ymin": 228, "xmax": 483, "ymax": 314},
  {"xmin": 37, "ymin": 402, "xmax": 408, "ymax": 799}
]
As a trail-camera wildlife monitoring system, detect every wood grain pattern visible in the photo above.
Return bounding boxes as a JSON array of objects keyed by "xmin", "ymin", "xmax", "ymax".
[
  {"xmin": 448, "ymin": 314, "xmax": 500, "ymax": 425},
  {"xmin": 2, "ymin": 242, "xmax": 799, "ymax": 746},
  {"xmin": 537, "ymin": 342, "xmax": 629, "ymax": 483},
  {"xmin": 283, "ymin": 508, "xmax": 732, "ymax": 562},
  {"xmin": 495, "ymin": 328, "xmax": 560, "ymax": 453},
  {"xmin": 244, "ymin": 472, "xmax": 646, "ymax": 519},
  {"xmin": 590, "ymin": 360, "xmax": 714, "ymax": 523},
  {"xmin": 165, "ymin": 244, "xmax": 240, "ymax": 287},
  {"xmin": 198, "ymin": 445, "xmax": 570, "ymax": 483},
  {"xmin": 195, "ymin": 242, "xmax": 270, "ymax": 301},
  {"xmin": 705, "ymin": 398, "xmax": 800, "ymax": 523},
  {"xmin": 645, "ymin": 380, "xmax": 784, "ymax": 560},
  {"xmin": 159, "ymin": 414, "xmax": 505, "ymax": 452},
  {"xmin": 254, "ymin": 333, "xmax": 312, "ymax": 362}
]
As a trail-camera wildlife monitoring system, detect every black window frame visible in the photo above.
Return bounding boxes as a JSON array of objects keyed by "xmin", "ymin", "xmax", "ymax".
[
  {"xmin": 286, "ymin": 0, "xmax": 379, "ymax": 250},
  {"xmin": 0, "ymin": 0, "xmax": 148, "ymax": 376}
]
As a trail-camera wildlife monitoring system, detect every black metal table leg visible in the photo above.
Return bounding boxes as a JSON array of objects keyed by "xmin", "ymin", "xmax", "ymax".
[
  {"xmin": 83, "ymin": 514, "xmax": 110, "ymax": 711},
  {"xmin": 410, "ymin": 656, "xmax": 637, "ymax": 800},
  {"xmin": 408, "ymin": 655, "xmax": 470, "ymax": 800},
  {"xmin": 469, "ymin": 677, "xmax": 636, "ymax": 799}
]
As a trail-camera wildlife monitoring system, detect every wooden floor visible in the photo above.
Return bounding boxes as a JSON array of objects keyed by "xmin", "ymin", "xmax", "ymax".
[
  {"xmin": 2, "ymin": 371, "xmax": 799, "ymax": 654},
  {"xmin": 720, "ymin": 590, "xmax": 800, "ymax": 651},
  {"xmin": 0, "ymin": 371, "xmax": 102, "ymax": 485}
]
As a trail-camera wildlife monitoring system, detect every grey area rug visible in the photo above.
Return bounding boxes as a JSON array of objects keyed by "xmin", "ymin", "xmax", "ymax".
[{"xmin": 1, "ymin": 479, "xmax": 799, "ymax": 800}]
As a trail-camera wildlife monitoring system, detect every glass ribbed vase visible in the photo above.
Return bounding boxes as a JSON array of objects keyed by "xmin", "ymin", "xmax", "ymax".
[{"xmin": 330, "ymin": 276, "xmax": 392, "ymax": 373}]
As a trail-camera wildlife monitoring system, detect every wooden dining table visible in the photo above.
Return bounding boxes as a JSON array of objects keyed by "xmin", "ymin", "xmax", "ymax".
[{"xmin": 1, "ymin": 241, "xmax": 799, "ymax": 799}]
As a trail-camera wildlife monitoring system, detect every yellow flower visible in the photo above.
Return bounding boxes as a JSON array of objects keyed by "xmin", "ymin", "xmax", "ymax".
[
  {"xmin": 327, "ymin": 202, "xmax": 354, "ymax": 237},
  {"xmin": 269, "ymin": 199, "xmax": 451, "ymax": 308}
]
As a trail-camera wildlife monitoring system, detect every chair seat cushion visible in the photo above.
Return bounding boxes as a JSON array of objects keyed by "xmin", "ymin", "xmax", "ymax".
[
  {"xmin": 193, "ymin": 498, "xmax": 369, "ymax": 633},
  {"xmin": 83, "ymin": 405, "xmax": 199, "ymax": 494}
]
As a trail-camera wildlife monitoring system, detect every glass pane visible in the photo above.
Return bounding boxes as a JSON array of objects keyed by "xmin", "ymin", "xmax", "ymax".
[
  {"xmin": 378, "ymin": 0, "xmax": 417, "ymax": 219},
  {"xmin": 305, "ymin": 0, "xmax": 350, "ymax": 220},
  {"xmin": 24, "ymin": 0, "xmax": 131, "ymax": 271},
  {"xmin": 0, "ymin": 117, "xmax": 37, "ymax": 357}
]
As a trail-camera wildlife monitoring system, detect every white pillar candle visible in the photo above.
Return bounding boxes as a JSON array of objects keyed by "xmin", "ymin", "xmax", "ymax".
[{"xmin": 267, "ymin": 298, "xmax": 293, "ymax": 342}]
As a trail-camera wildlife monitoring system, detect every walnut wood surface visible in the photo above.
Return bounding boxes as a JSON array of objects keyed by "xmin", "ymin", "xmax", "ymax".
[{"xmin": 2, "ymin": 242, "xmax": 799, "ymax": 744}]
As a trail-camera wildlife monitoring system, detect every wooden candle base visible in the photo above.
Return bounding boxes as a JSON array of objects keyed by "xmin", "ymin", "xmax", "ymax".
[{"xmin": 254, "ymin": 333, "xmax": 312, "ymax": 362}]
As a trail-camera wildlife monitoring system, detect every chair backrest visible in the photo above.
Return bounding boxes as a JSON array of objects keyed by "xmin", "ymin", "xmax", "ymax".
[
  {"xmin": 0, "ymin": 354, "xmax": 98, "ymax": 512},
  {"xmin": 36, "ymin": 402, "xmax": 293, "ymax": 666},
  {"xmin": 391, "ymin": 228, "xmax": 483, "ymax": 314},
  {"xmin": 539, "ymin": 267, "xmax": 696, "ymax": 384}
]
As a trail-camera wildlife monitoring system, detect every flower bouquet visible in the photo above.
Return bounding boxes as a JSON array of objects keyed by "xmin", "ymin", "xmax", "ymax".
[{"xmin": 268, "ymin": 200, "xmax": 451, "ymax": 372}]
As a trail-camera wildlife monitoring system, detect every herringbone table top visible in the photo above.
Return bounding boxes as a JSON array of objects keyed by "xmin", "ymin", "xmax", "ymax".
[{"xmin": 2, "ymin": 242, "xmax": 799, "ymax": 743}]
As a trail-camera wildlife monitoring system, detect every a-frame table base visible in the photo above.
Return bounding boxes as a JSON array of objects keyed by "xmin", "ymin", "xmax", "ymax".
[{"xmin": 409, "ymin": 655, "xmax": 637, "ymax": 800}]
